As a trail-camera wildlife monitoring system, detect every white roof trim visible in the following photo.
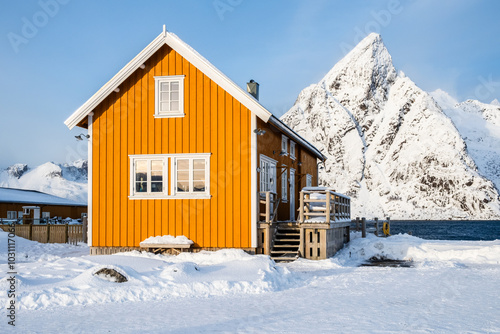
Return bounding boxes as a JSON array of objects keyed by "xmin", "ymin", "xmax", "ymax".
[{"xmin": 64, "ymin": 31, "xmax": 272, "ymax": 130}]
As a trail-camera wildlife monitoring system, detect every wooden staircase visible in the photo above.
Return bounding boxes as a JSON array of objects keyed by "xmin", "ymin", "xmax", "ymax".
[{"xmin": 270, "ymin": 226, "xmax": 300, "ymax": 262}]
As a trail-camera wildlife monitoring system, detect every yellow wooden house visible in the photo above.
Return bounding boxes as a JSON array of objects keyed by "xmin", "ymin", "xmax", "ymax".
[{"xmin": 65, "ymin": 28, "xmax": 350, "ymax": 260}]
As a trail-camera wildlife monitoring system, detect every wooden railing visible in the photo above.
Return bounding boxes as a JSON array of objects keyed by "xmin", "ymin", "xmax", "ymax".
[
  {"xmin": 298, "ymin": 188, "xmax": 351, "ymax": 223},
  {"xmin": 258, "ymin": 191, "xmax": 281, "ymax": 223}
]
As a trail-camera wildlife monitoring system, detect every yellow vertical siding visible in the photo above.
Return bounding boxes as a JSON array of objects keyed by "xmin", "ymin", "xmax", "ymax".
[{"xmin": 91, "ymin": 45, "xmax": 252, "ymax": 248}]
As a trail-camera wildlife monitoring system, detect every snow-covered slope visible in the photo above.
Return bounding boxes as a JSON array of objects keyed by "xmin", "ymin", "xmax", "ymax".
[
  {"xmin": 0, "ymin": 160, "xmax": 88, "ymax": 203},
  {"xmin": 430, "ymin": 90, "xmax": 500, "ymax": 193},
  {"xmin": 281, "ymin": 33, "xmax": 500, "ymax": 219}
]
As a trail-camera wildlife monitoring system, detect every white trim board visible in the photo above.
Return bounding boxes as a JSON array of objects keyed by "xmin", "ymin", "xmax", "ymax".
[{"xmin": 87, "ymin": 113, "xmax": 93, "ymax": 247}]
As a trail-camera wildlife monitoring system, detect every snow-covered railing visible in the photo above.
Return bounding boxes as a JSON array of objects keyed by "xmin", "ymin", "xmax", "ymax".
[{"xmin": 298, "ymin": 187, "xmax": 351, "ymax": 223}]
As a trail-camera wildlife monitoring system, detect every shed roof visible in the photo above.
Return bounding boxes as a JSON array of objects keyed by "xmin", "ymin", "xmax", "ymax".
[
  {"xmin": 64, "ymin": 29, "xmax": 326, "ymax": 160},
  {"xmin": 0, "ymin": 187, "xmax": 87, "ymax": 207}
]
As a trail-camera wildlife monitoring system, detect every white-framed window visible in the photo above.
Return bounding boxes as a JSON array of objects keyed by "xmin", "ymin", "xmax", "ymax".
[
  {"xmin": 133, "ymin": 158, "xmax": 165, "ymax": 195},
  {"xmin": 129, "ymin": 153, "xmax": 210, "ymax": 199},
  {"xmin": 7, "ymin": 211, "xmax": 17, "ymax": 219},
  {"xmin": 154, "ymin": 75, "xmax": 185, "ymax": 118},
  {"xmin": 173, "ymin": 155, "xmax": 210, "ymax": 197},
  {"xmin": 260, "ymin": 155, "xmax": 277, "ymax": 194},
  {"xmin": 281, "ymin": 167, "xmax": 288, "ymax": 202},
  {"xmin": 306, "ymin": 174, "xmax": 313, "ymax": 187},
  {"xmin": 18, "ymin": 211, "xmax": 23, "ymax": 218},
  {"xmin": 290, "ymin": 141, "xmax": 296, "ymax": 160},
  {"xmin": 281, "ymin": 135, "xmax": 288, "ymax": 156}
]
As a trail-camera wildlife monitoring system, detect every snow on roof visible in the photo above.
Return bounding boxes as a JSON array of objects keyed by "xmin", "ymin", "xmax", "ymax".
[{"xmin": 0, "ymin": 187, "xmax": 86, "ymax": 206}]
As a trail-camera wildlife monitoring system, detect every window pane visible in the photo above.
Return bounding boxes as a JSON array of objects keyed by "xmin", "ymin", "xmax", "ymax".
[
  {"xmin": 135, "ymin": 161, "xmax": 147, "ymax": 182},
  {"xmin": 160, "ymin": 82, "xmax": 170, "ymax": 91},
  {"xmin": 177, "ymin": 170, "xmax": 189, "ymax": 181},
  {"xmin": 193, "ymin": 170, "xmax": 205, "ymax": 181},
  {"xmin": 160, "ymin": 102, "xmax": 169, "ymax": 112},
  {"xmin": 136, "ymin": 181, "xmax": 147, "ymax": 193},
  {"xmin": 193, "ymin": 180, "xmax": 205, "ymax": 192},
  {"xmin": 177, "ymin": 159, "xmax": 189, "ymax": 170},
  {"xmin": 193, "ymin": 159, "xmax": 205, "ymax": 170},
  {"xmin": 170, "ymin": 101, "xmax": 179, "ymax": 111},
  {"xmin": 151, "ymin": 170, "xmax": 162, "ymax": 182},
  {"xmin": 151, "ymin": 182, "xmax": 163, "ymax": 193},
  {"xmin": 171, "ymin": 81, "xmax": 179, "ymax": 91},
  {"xmin": 170, "ymin": 91, "xmax": 179, "ymax": 101},
  {"xmin": 151, "ymin": 160, "xmax": 163, "ymax": 171},
  {"xmin": 160, "ymin": 92, "xmax": 169, "ymax": 102},
  {"xmin": 177, "ymin": 181, "xmax": 189, "ymax": 192}
]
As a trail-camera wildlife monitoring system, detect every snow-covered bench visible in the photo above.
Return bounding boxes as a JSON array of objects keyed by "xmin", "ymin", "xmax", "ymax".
[{"xmin": 139, "ymin": 235, "xmax": 193, "ymax": 254}]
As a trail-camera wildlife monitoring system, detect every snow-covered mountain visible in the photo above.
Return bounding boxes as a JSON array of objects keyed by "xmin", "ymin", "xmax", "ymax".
[
  {"xmin": 430, "ymin": 90, "xmax": 500, "ymax": 194},
  {"xmin": 0, "ymin": 160, "xmax": 88, "ymax": 203},
  {"xmin": 281, "ymin": 33, "xmax": 500, "ymax": 219}
]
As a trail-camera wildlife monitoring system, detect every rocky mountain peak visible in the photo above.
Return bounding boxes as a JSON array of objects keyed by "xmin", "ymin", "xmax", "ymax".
[{"xmin": 281, "ymin": 34, "xmax": 500, "ymax": 219}]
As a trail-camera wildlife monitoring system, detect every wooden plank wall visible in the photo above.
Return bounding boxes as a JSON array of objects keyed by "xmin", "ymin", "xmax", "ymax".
[
  {"xmin": 0, "ymin": 203, "xmax": 86, "ymax": 219},
  {"xmin": 91, "ymin": 45, "xmax": 251, "ymax": 249}
]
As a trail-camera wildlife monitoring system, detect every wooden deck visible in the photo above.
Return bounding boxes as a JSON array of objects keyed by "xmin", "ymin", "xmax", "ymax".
[{"xmin": 257, "ymin": 188, "xmax": 352, "ymax": 261}]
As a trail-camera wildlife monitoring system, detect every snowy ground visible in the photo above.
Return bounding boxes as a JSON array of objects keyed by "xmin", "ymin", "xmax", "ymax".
[{"xmin": 1, "ymin": 231, "xmax": 500, "ymax": 333}]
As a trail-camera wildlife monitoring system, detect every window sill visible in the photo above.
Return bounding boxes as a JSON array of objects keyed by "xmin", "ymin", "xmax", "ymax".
[
  {"xmin": 129, "ymin": 194, "xmax": 211, "ymax": 200},
  {"xmin": 154, "ymin": 113, "xmax": 185, "ymax": 119}
]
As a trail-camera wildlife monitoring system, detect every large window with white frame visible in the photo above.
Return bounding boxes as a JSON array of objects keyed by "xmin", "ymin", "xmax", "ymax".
[
  {"xmin": 129, "ymin": 153, "xmax": 210, "ymax": 199},
  {"xmin": 7, "ymin": 211, "xmax": 17, "ymax": 220},
  {"xmin": 281, "ymin": 135, "xmax": 288, "ymax": 156},
  {"xmin": 173, "ymin": 156, "xmax": 210, "ymax": 195},
  {"xmin": 260, "ymin": 155, "xmax": 277, "ymax": 194},
  {"xmin": 154, "ymin": 75, "xmax": 185, "ymax": 118},
  {"xmin": 281, "ymin": 167, "xmax": 288, "ymax": 202},
  {"xmin": 133, "ymin": 158, "xmax": 165, "ymax": 195},
  {"xmin": 290, "ymin": 141, "xmax": 296, "ymax": 160}
]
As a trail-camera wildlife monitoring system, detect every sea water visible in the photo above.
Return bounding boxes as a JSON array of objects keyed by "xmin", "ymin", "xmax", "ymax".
[{"xmin": 389, "ymin": 220, "xmax": 500, "ymax": 241}]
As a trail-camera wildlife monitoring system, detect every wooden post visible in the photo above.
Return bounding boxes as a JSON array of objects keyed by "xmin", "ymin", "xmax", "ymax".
[
  {"xmin": 83, "ymin": 216, "xmax": 88, "ymax": 243},
  {"xmin": 356, "ymin": 217, "xmax": 360, "ymax": 231},
  {"xmin": 46, "ymin": 225, "xmax": 50, "ymax": 243},
  {"xmin": 374, "ymin": 217, "xmax": 379, "ymax": 237},
  {"xmin": 29, "ymin": 223, "xmax": 33, "ymax": 241},
  {"xmin": 325, "ymin": 191, "xmax": 331, "ymax": 224},
  {"xmin": 65, "ymin": 224, "xmax": 69, "ymax": 244},
  {"xmin": 299, "ymin": 191, "xmax": 304, "ymax": 223},
  {"xmin": 361, "ymin": 217, "xmax": 366, "ymax": 238},
  {"xmin": 265, "ymin": 192, "xmax": 271, "ymax": 223},
  {"xmin": 264, "ymin": 225, "xmax": 270, "ymax": 255}
]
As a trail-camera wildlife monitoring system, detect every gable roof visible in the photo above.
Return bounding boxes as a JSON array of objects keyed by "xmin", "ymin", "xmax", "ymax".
[
  {"xmin": 64, "ymin": 29, "xmax": 326, "ymax": 160},
  {"xmin": 0, "ymin": 187, "xmax": 87, "ymax": 206},
  {"xmin": 64, "ymin": 30, "xmax": 272, "ymax": 130}
]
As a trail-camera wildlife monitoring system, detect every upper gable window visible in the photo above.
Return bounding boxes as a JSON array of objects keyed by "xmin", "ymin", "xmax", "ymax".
[{"xmin": 154, "ymin": 75, "xmax": 185, "ymax": 118}]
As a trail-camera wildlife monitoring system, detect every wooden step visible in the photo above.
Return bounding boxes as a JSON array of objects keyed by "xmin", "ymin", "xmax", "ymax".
[
  {"xmin": 274, "ymin": 239, "xmax": 300, "ymax": 244},
  {"xmin": 272, "ymin": 245, "xmax": 299, "ymax": 249},
  {"xmin": 275, "ymin": 232, "xmax": 300, "ymax": 237}
]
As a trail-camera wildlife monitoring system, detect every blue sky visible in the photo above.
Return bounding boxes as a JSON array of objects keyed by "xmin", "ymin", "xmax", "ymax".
[{"xmin": 1, "ymin": 0, "xmax": 500, "ymax": 168}]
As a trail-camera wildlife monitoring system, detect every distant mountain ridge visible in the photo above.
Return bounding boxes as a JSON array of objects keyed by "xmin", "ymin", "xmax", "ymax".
[
  {"xmin": 0, "ymin": 160, "xmax": 88, "ymax": 204},
  {"xmin": 281, "ymin": 33, "xmax": 500, "ymax": 219}
]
